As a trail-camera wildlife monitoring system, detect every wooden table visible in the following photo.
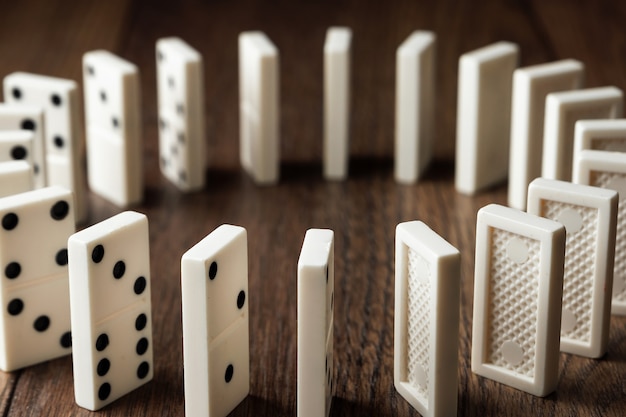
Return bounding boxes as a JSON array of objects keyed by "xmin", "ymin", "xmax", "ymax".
[{"xmin": 0, "ymin": 0, "xmax": 625, "ymax": 415}]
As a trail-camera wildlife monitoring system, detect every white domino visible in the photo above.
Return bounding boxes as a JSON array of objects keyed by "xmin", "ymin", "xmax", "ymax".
[
  {"xmin": 0, "ymin": 186, "xmax": 75, "ymax": 371},
  {"xmin": 472, "ymin": 204, "xmax": 565, "ymax": 396},
  {"xmin": 573, "ymin": 119, "xmax": 626, "ymax": 166},
  {"xmin": 182, "ymin": 224, "xmax": 250, "ymax": 417},
  {"xmin": 394, "ymin": 221, "xmax": 460, "ymax": 417},
  {"xmin": 68, "ymin": 211, "xmax": 152, "ymax": 410},
  {"xmin": 238, "ymin": 31, "xmax": 280, "ymax": 185},
  {"xmin": 394, "ymin": 31, "xmax": 435, "ymax": 184},
  {"xmin": 0, "ymin": 130, "xmax": 35, "ymax": 170},
  {"xmin": 527, "ymin": 178, "xmax": 617, "ymax": 357},
  {"xmin": 4, "ymin": 72, "xmax": 87, "ymax": 222},
  {"xmin": 297, "ymin": 229, "xmax": 334, "ymax": 417},
  {"xmin": 508, "ymin": 59, "xmax": 584, "ymax": 210},
  {"xmin": 0, "ymin": 161, "xmax": 33, "ymax": 197},
  {"xmin": 574, "ymin": 149, "xmax": 626, "ymax": 315},
  {"xmin": 0, "ymin": 103, "xmax": 46, "ymax": 189},
  {"xmin": 455, "ymin": 41, "xmax": 519, "ymax": 195},
  {"xmin": 324, "ymin": 27, "xmax": 352, "ymax": 180},
  {"xmin": 542, "ymin": 87, "xmax": 623, "ymax": 182},
  {"xmin": 83, "ymin": 50, "xmax": 143, "ymax": 207},
  {"xmin": 156, "ymin": 37, "xmax": 206, "ymax": 191}
]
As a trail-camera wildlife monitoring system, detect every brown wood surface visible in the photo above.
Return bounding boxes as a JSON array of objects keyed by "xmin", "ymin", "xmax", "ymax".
[{"xmin": 0, "ymin": 0, "xmax": 625, "ymax": 415}]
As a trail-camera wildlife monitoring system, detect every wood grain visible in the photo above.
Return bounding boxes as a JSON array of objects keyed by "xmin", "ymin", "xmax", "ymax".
[{"xmin": 0, "ymin": 0, "xmax": 625, "ymax": 415}]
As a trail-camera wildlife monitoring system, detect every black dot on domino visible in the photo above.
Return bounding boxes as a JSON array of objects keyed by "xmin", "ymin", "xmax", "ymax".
[
  {"xmin": 5, "ymin": 262, "xmax": 21, "ymax": 279},
  {"xmin": 7, "ymin": 298, "xmax": 23, "ymax": 315},
  {"xmin": 225, "ymin": 364, "xmax": 234, "ymax": 383},
  {"xmin": 100, "ymin": 91, "xmax": 107, "ymax": 102},
  {"xmin": 50, "ymin": 200, "xmax": 69, "ymax": 220},
  {"xmin": 112, "ymin": 117, "xmax": 119, "ymax": 129},
  {"xmin": 97, "ymin": 358, "xmax": 110, "ymax": 376},
  {"xmin": 60, "ymin": 331, "xmax": 72, "ymax": 348},
  {"xmin": 33, "ymin": 315, "xmax": 50, "ymax": 332},
  {"xmin": 176, "ymin": 103, "xmax": 184, "ymax": 115},
  {"xmin": 134, "ymin": 276, "xmax": 146, "ymax": 295},
  {"xmin": 34, "ymin": 164, "xmax": 39, "ymax": 174},
  {"xmin": 237, "ymin": 290, "xmax": 245, "ymax": 309},
  {"xmin": 21, "ymin": 119, "xmax": 35, "ymax": 131},
  {"xmin": 54, "ymin": 136, "xmax": 64, "ymax": 149},
  {"xmin": 50, "ymin": 94, "xmax": 62, "ymax": 107},
  {"xmin": 96, "ymin": 333, "xmax": 109, "ymax": 351},
  {"xmin": 56, "ymin": 249, "xmax": 68, "ymax": 266},
  {"xmin": 11, "ymin": 146, "xmax": 27, "ymax": 160},
  {"xmin": 92, "ymin": 245, "xmax": 105, "ymax": 263},
  {"xmin": 86, "ymin": 65, "xmax": 95, "ymax": 76},
  {"xmin": 11, "ymin": 87, "xmax": 22, "ymax": 100},
  {"xmin": 98, "ymin": 383, "xmax": 111, "ymax": 401},
  {"xmin": 159, "ymin": 118, "xmax": 167, "ymax": 130},
  {"xmin": 136, "ymin": 337, "xmax": 148, "ymax": 355},
  {"xmin": 113, "ymin": 261, "xmax": 125, "ymax": 279},
  {"xmin": 208, "ymin": 261, "xmax": 217, "ymax": 280},
  {"xmin": 2, "ymin": 213, "xmax": 18, "ymax": 230},
  {"xmin": 158, "ymin": 51, "xmax": 164, "ymax": 62},
  {"xmin": 137, "ymin": 361, "xmax": 150, "ymax": 379},
  {"xmin": 135, "ymin": 313, "xmax": 147, "ymax": 331}
]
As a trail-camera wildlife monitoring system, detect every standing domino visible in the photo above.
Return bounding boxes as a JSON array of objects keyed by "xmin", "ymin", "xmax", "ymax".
[
  {"xmin": 455, "ymin": 41, "xmax": 519, "ymax": 195},
  {"xmin": 472, "ymin": 204, "xmax": 565, "ymax": 396},
  {"xmin": 156, "ymin": 37, "xmax": 206, "ymax": 191},
  {"xmin": 182, "ymin": 225, "xmax": 250, "ymax": 417},
  {"xmin": 0, "ymin": 161, "xmax": 33, "ymax": 197},
  {"xmin": 298, "ymin": 229, "xmax": 334, "ymax": 417},
  {"xmin": 542, "ymin": 87, "xmax": 623, "ymax": 182},
  {"xmin": 68, "ymin": 211, "xmax": 153, "ymax": 410},
  {"xmin": 0, "ymin": 103, "xmax": 47, "ymax": 189},
  {"xmin": 574, "ymin": 150, "xmax": 626, "ymax": 315},
  {"xmin": 573, "ymin": 119, "xmax": 626, "ymax": 165},
  {"xmin": 324, "ymin": 27, "xmax": 352, "ymax": 180},
  {"xmin": 4, "ymin": 72, "xmax": 86, "ymax": 222},
  {"xmin": 83, "ymin": 50, "xmax": 143, "ymax": 207},
  {"xmin": 508, "ymin": 60, "xmax": 584, "ymax": 210},
  {"xmin": 238, "ymin": 31, "xmax": 280, "ymax": 185},
  {"xmin": 394, "ymin": 31, "xmax": 436, "ymax": 184},
  {"xmin": 528, "ymin": 178, "xmax": 617, "ymax": 357},
  {"xmin": 0, "ymin": 186, "xmax": 74, "ymax": 371},
  {"xmin": 394, "ymin": 221, "xmax": 460, "ymax": 417}
]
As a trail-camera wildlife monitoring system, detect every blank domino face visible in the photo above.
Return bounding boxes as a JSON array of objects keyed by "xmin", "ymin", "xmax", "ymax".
[
  {"xmin": 83, "ymin": 50, "xmax": 143, "ymax": 207},
  {"xmin": 455, "ymin": 41, "xmax": 519, "ymax": 195},
  {"xmin": 527, "ymin": 178, "xmax": 617, "ymax": 357},
  {"xmin": 238, "ymin": 31, "xmax": 279, "ymax": 185},
  {"xmin": 542, "ymin": 87, "xmax": 623, "ymax": 182},
  {"xmin": 394, "ymin": 31, "xmax": 435, "ymax": 184},
  {"xmin": 0, "ymin": 161, "xmax": 33, "ymax": 197},
  {"xmin": 3, "ymin": 72, "xmax": 86, "ymax": 222},
  {"xmin": 574, "ymin": 149, "xmax": 626, "ymax": 315},
  {"xmin": 297, "ymin": 229, "xmax": 334, "ymax": 417},
  {"xmin": 0, "ymin": 186, "xmax": 75, "ymax": 371},
  {"xmin": 324, "ymin": 27, "xmax": 352, "ymax": 180},
  {"xmin": 181, "ymin": 224, "xmax": 250, "ymax": 417},
  {"xmin": 472, "ymin": 204, "xmax": 565, "ymax": 396},
  {"xmin": 68, "ymin": 211, "xmax": 152, "ymax": 410},
  {"xmin": 394, "ymin": 221, "xmax": 460, "ymax": 417},
  {"xmin": 156, "ymin": 37, "xmax": 206, "ymax": 192},
  {"xmin": 573, "ymin": 119, "xmax": 626, "ymax": 166},
  {"xmin": 508, "ymin": 59, "xmax": 584, "ymax": 210},
  {"xmin": 0, "ymin": 103, "xmax": 46, "ymax": 188}
]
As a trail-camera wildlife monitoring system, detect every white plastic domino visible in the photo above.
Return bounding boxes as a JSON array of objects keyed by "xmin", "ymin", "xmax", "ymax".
[
  {"xmin": 68, "ymin": 211, "xmax": 152, "ymax": 410},
  {"xmin": 394, "ymin": 221, "xmax": 460, "ymax": 417},
  {"xmin": 156, "ymin": 37, "xmax": 206, "ymax": 191},
  {"xmin": 0, "ymin": 186, "xmax": 75, "ymax": 371},
  {"xmin": 472, "ymin": 204, "xmax": 565, "ymax": 396},
  {"xmin": 508, "ymin": 59, "xmax": 584, "ymax": 210},
  {"xmin": 573, "ymin": 119, "xmax": 626, "ymax": 166},
  {"xmin": 0, "ymin": 161, "xmax": 33, "ymax": 197},
  {"xmin": 4, "ymin": 72, "xmax": 87, "ymax": 222},
  {"xmin": 527, "ymin": 178, "xmax": 617, "ymax": 357},
  {"xmin": 542, "ymin": 86, "xmax": 623, "ymax": 182},
  {"xmin": 182, "ymin": 224, "xmax": 250, "ymax": 417},
  {"xmin": 297, "ymin": 229, "xmax": 334, "ymax": 417},
  {"xmin": 238, "ymin": 31, "xmax": 280, "ymax": 185},
  {"xmin": 574, "ymin": 149, "xmax": 626, "ymax": 315},
  {"xmin": 83, "ymin": 50, "xmax": 143, "ymax": 207},
  {"xmin": 0, "ymin": 103, "xmax": 46, "ymax": 189},
  {"xmin": 455, "ymin": 41, "xmax": 519, "ymax": 195},
  {"xmin": 324, "ymin": 27, "xmax": 352, "ymax": 181},
  {"xmin": 394, "ymin": 31, "xmax": 435, "ymax": 184}
]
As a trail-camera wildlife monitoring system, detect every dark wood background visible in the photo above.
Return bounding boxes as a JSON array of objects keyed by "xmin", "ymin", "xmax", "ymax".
[{"xmin": 0, "ymin": 0, "xmax": 625, "ymax": 415}]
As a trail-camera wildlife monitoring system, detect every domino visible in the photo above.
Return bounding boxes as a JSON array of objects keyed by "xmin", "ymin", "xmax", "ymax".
[
  {"xmin": 324, "ymin": 27, "xmax": 352, "ymax": 180},
  {"xmin": 573, "ymin": 119, "xmax": 626, "ymax": 165},
  {"xmin": 394, "ymin": 31, "xmax": 435, "ymax": 184},
  {"xmin": 573, "ymin": 149, "xmax": 626, "ymax": 315},
  {"xmin": 0, "ymin": 103, "xmax": 47, "ymax": 189},
  {"xmin": 0, "ymin": 131, "xmax": 35, "ymax": 174},
  {"xmin": 0, "ymin": 186, "xmax": 75, "ymax": 371},
  {"xmin": 297, "ymin": 229, "xmax": 334, "ymax": 417},
  {"xmin": 181, "ymin": 224, "xmax": 249, "ymax": 417},
  {"xmin": 527, "ymin": 178, "xmax": 617, "ymax": 357},
  {"xmin": 83, "ymin": 50, "xmax": 143, "ymax": 207},
  {"xmin": 542, "ymin": 86, "xmax": 623, "ymax": 182},
  {"xmin": 455, "ymin": 41, "xmax": 519, "ymax": 195},
  {"xmin": 472, "ymin": 204, "xmax": 565, "ymax": 396},
  {"xmin": 156, "ymin": 37, "xmax": 206, "ymax": 191},
  {"xmin": 238, "ymin": 31, "xmax": 280, "ymax": 185},
  {"xmin": 0, "ymin": 161, "xmax": 33, "ymax": 197},
  {"xmin": 508, "ymin": 59, "xmax": 584, "ymax": 210},
  {"xmin": 68, "ymin": 211, "xmax": 152, "ymax": 410},
  {"xmin": 3, "ymin": 72, "xmax": 87, "ymax": 223},
  {"xmin": 394, "ymin": 221, "xmax": 460, "ymax": 417}
]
